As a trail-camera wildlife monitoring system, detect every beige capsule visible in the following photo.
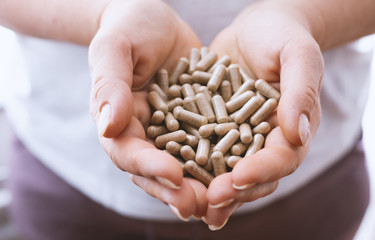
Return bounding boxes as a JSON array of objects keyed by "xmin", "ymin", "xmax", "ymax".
[
  {"xmin": 179, "ymin": 73, "xmax": 194, "ymax": 85},
  {"xmin": 183, "ymin": 134, "xmax": 199, "ymax": 148},
  {"xmin": 180, "ymin": 122, "xmax": 201, "ymax": 138},
  {"xmin": 173, "ymin": 106, "xmax": 208, "ymax": 128},
  {"xmin": 197, "ymin": 86, "xmax": 212, "ymax": 103},
  {"xmin": 165, "ymin": 112, "xmax": 180, "ymax": 132},
  {"xmin": 167, "ymin": 97, "xmax": 183, "ymax": 111},
  {"xmin": 168, "ymin": 85, "xmax": 182, "ymax": 99},
  {"xmin": 231, "ymin": 142, "xmax": 249, "ymax": 156},
  {"xmin": 146, "ymin": 125, "xmax": 168, "ymax": 139},
  {"xmin": 183, "ymin": 96, "xmax": 200, "ymax": 114},
  {"xmin": 192, "ymin": 71, "xmax": 212, "ymax": 85},
  {"xmin": 200, "ymin": 47, "xmax": 209, "ymax": 58},
  {"xmin": 250, "ymin": 98, "xmax": 278, "ymax": 126},
  {"xmin": 195, "ymin": 138, "xmax": 211, "ymax": 165},
  {"xmin": 225, "ymin": 90, "xmax": 255, "ymax": 113},
  {"xmin": 184, "ymin": 160, "xmax": 214, "ymax": 187},
  {"xmin": 255, "ymin": 79, "xmax": 281, "ymax": 100},
  {"xmin": 239, "ymin": 123, "xmax": 252, "ymax": 144},
  {"xmin": 215, "ymin": 122, "xmax": 238, "ymax": 136},
  {"xmin": 150, "ymin": 110, "xmax": 165, "ymax": 125},
  {"xmin": 165, "ymin": 141, "xmax": 182, "ymax": 155},
  {"xmin": 169, "ymin": 57, "xmax": 189, "ymax": 85},
  {"xmin": 255, "ymin": 90, "xmax": 267, "ymax": 102},
  {"xmin": 230, "ymin": 80, "xmax": 256, "ymax": 100},
  {"xmin": 212, "ymin": 95, "xmax": 229, "ymax": 123},
  {"xmin": 192, "ymin": 83, "xmax": 201, "ymax": 93},
  {"xmin": 245, "ymin": 134, "xmax": 265, "ymax": 156},
  {"xmin": 195, "ymin": 51, "xmax": 218, "ymax": 71},
  {"xmin": 228, "ymin": 64, "xmax": 243, "ymax": 93},
  {"xmin": 203, "ymin": 157, "xmax": 214, "ymax": 172},
  {"xmin": 156, "ymin": 69, "xmax": 169, "ymax": 93},
  {"xmin": 189, "ymin": 48, "xmax": 201, "ymax": 73},
  {"xmin": 199, "ymin": 123, "xmax": 218, "ymax": 138},
  {"xmin": 195, "ymin": 93, "xmax": 216, "ymax": 123},
  {"xmin": 220, "ymin": 80, "xmax": 232, "ymax": 102},
  {"xmin": 181, "ymin": 84, "xmax": 195, "ymax": 98},
  {"xmin": 227, "ymin": 156, "xmax": 242, "ymax": 168},
  {"xmin": 228, "ymin": 109, "xmax": 240, "ymax": 122},
  {"xmin": 234, "ymin": 96, "xmax": 265, "ymax": 124},
  {"xmin": 239, "ymin": 67, "xmax": 256, "ymax": 86},
  {"xmin": 253, "ymin": 121, "xmax": 271, "ymax": 135},
  {"xmin": 208, "ymin": 55, "xmax": 231, "ymax": 73},
  {"xmin": 149, "ymin": 83, "xmax": 169, "ymax": 102},
  {"xmin": 207, "ymin": 64, "xmax": 226, "ymax": 93},
  {"xmin": 213, "ymin": 129, "xmax": 240, "ymax": 154},
  {"xmin": 155, "ymin": 130, "xmax": 187, "ymax": 149},
  {"xmin": 180, "ymin": 145, "xmax": 196, "ymax": 161},
  {"xmin": 211, "ymin": 151, "xmax": 226, "ymax": 177},
  {"xmin": 147, "ymin": 91, "xmax": 168, "ymax": 114}
]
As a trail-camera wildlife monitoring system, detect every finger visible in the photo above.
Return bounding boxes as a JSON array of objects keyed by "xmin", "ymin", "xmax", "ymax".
[
  {"xmin": 202, "ymin": 202, "xmax": 241, "ymax": 231},
  {"xmin": 184, "ymin": 178, "xmax": 208, "ymax": 219}
]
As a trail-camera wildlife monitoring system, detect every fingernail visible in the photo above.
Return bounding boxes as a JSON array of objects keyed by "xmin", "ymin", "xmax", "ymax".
[
  {"xmin": 208, "ymin": 218, "xmax": 229, "ymax": 231},
  {"xmin": 192, "ymin": 215, "xmax": 201, "ymax": 220},
  {"xmin": 99, "ymin": 104, "xmax": 111, "ymax": 136},
  {"xmin": 128, "ymin": 173, "xmax": 135, "ymax": 181},
  {"xmin": 155, "ymin": 176, "xmax": 180, "ymax": 190},
  {"xmin": 232, "ymin": 182, "xmax": 255, "ymax": 190},
  {"xmin": 168, "ymin": 204, "xmax": 190, "ymax": 222},
  {"xmin": 298, "ymin": 113, "xmax": 310, "ymax": 146},
  {"xmin": 209, "ymin": 199, "xmax": 235, "ymax": 208}
]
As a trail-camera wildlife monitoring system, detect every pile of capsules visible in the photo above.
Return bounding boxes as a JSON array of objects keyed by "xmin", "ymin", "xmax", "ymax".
[{"xmin": 146, "ymin": 47, "xmax": 280, "ymax": 187}]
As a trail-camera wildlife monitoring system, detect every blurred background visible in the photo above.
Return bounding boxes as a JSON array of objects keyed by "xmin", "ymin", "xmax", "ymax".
[{"xmin": 0, "ymin": 27, "xmax": 374, "ymax": 240}]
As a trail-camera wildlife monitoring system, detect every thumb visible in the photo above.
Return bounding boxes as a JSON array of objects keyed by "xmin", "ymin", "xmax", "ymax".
[
  {"xmin": 89, "ymin": 30, "xmax": 134, "ymax": 138},
  {"xmin": 278, "ymin": 38, "xmax": 324, "ymax": 146}
]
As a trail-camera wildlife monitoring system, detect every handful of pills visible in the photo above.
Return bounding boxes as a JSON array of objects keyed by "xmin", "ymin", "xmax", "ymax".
[{"xmin": 146, "ymin": 47, "xmax": 280, "ymax": 187}]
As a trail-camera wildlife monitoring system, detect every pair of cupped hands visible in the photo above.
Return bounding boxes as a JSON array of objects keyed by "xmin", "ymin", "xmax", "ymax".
[{"xmin": 88, "ymin": 0, "xmax": 323, "ymax": 230}]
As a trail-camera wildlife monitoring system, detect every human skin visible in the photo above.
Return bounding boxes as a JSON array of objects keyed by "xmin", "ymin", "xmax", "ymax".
[{"xmin": 1, "ymin": 0, "xmax": 375, "ymax": 231}]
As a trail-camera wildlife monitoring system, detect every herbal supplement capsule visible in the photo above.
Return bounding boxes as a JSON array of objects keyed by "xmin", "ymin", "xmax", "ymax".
[
  {"xmin": 168, "ymin": 85, "xmax": 182, "ymax": 99},
  {"xmin": 211, "ymin": 151, "xmax": 226, "ymax": 177},
  {"xmin": 195, "ymin": 93, "xmax": 216, "ymax": 123},
  {"xmin": 200, "ymin": 47, "xmax": 209, "ymax": 59},
  {"xmin": 167, "ymin": 97, "xmax": 183, "ymax": 111},
  {"xmin": 183, "ymin": 134, "xmax": 199, "ymax": 148},
  {"xmin": 181, "ymin": 84, "xmax": 195, "ymax": 98},
  {"xmin": 146, "ymin": 125, "xmax": 168, "ymax": 139},
  {"xmin": 208, "ymin": 55, "xmax": 231, "ymax": 73},
  {"xmin": 197, "ymin": 86, "xmax": 212, "ymax": 103},
  {"xmin": 250, "ymin": 98, "xmax": 278, "ymax": 126},
  {"xmin": 239, "ymin": 67, "xmax": 256, "ymax": 85},
  {"xmin": 147, "ymin": 91, "xmax": 168, "ymax": 114},
  {"xmin": 207, "ymin": 64, "xmax": 226, "ymax": 93},
  {"xmin": 213, "ymin": 129, "xmax": 240, "ymax": 154},
  {"xmin": 149, "ymin": 83, "xmax": 169, "ymax": 102},
  {"xmin": 231, "ymin": 80, "xmax": 256, "ymax": 100},
  {"xmin": 184, "ymin": 160, "xmax": 213, "ymax": 187},
  {"xmin": 199, "ymin": 123, "xmax": 218, "ymax": 138},
  {"xmin": 225, "ymin": 90, "xmax": 255, "ymax": 113},
  {"xmin": 179, "ymin": 73, "xmax": 194, "ymax": 85},
  {"xmin": 220, "ymin": 80, "xmax": 232, "ymax": 102},
  {"xmin": 195, "ymin": 138, "xmax": 211, "ymax": 165},
  {"xmin": 183, "ymin": 96, "xmax": 199, "ymax": 114},
  {"xmin": 192, "ymin": 71, "xmax": 212, "ymax": 85},
  {"xmin": 215, "ymin": 122, "xmax": 239, "ymax": 136},
  {"xmin": 255, "ymin": 79, "xmax": 281, "ymax": 100},
  {"xmin": 156, "ymin": 69, "xmax": 169, "ymax": 93},
  {"xmin": 203, "ymin": 157, "xmax": 213, "ymax": 172},
  {"xmin": 180, "ymin": 145, "xmax": 196, "ymax": 161},
  {"xmin": 228, "ymin": 64, "xmax": 242, "ymax": 93},
  {"xmin": 227, "ymin": 156, "xmax": 242, "ymax": 168},
  {"xmin": 166, "ymin": 141, "xmax": 182, "ymax": 155},
  {"xmin": 253, "ymin": 122, "xmax": 271, "ymax": 135},
  {"xmin": 192, "ymin": 83, "xmax": 201, "ymax": 93},
  {"xmin": 173, "ymin": 106, "xmax": 208, "ymax": 128},
  {"xmin": 212, "ymin": 95, "xmax": 229, "ymax": 123},
  {"xmin": 234, "ymin": 96, "xmax": 264, "ymax": 124},
  {"xmin": 155, "ymin": 130, "xmax": 187, "ymax": 149},
  {"xmin": 170, "ymin": 57, "xmax": 189, "ymax": 85},
  {"xmin": 239, "ymin": 123, "xmax": 252, "ymax": 144},
  {"xmin": 189, "ymin": 48, "xmax": 201, "ymax": 73},
  {"xmin": 245, "ymin": 134, "xmax": 265, "ymax": 156},
  {"xmin": 165, "ymin": 112, "xmax": 180, "ymax": 131},
  {"xmin": 195, "ymin": 51, "xmax": 218, "ymax": 71},
  {"xmin": 229, "ymin": 109, "xmax": 240, "ymax": 122},
  {"xmin": 150, "ymin": 110, "xmax": 165, "ymax": 125},
  {"xmin": 255, "ymin": 90, "xmax": 267, "ymax": 102},
  {"xmin": 181, "ymin": 122, "xmax": 201, "ymax": 138},
  {"xmin": 231, "ymin": 142, "xmax": 249, "ymax": 156}
]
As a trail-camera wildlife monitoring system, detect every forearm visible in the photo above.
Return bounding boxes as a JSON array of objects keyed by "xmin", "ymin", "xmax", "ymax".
[{"xmin": 0, "ymin": 0, "xmax": 109, "ymax": 45}]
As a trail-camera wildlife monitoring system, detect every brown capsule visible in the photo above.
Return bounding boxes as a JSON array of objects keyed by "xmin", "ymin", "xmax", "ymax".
[
  {"xmin": 253, "ymin": 122, "xmax": 271, "ymax": 135},
  {"xmin": 215, "ymin": 122, "xmax": 238, "ymax": 136},
  {"xmin": 189, "ymin": 48, "xmax": 201, "ymax": 73},
  {"xmin": 231, "ymin": 80, "xmax": 256, "ymax": 100},
  {"xmin": 183, "ymin": 96, "xmax": 200, "ymax": 114},
  {"xmin": 208, "ymin": 55, "xmax": 231, "ymax": 73},
  {"xmin": 192, "ymin": 83, "xmax": 202, "ymax": 93},
  {"xmin": 179, "ymin": 73, "xmax": 194, "ymax": 85},
  {"xmin": 165, "ymin": 141, "xmax": 182, "ymax": 155},
  {"xmin": 192, "ymin": 71, "xmax": 212, "ymax": 85},
  {"xmin": 183, "ymin": 134, "xmax": 199, "ymax": 148},
  {"xmin": 168, "ymin": 85, "xmax": 182, "ymax": 99},
  {"xmin": 146, "ymin": 125, "xmax": 168, "ymax": 139},
  {"xmin": 167, "ymin": 97, "xmax": 183, "ymax": 111},
  {"xmin": 211, "ymin": 151, "xmax": 226, "ymax": 177},
  {"xmin": 184, "ymin": 160, "xmax": 213, "ymax": 187},
  {"xmin": 203, "ymin": 157, "xmax": 214, "ymax": 172},
  {"xmin": 227, "ymin": 156, "xmax": 242, "ymax": 168},
  {"xmin": 155, "ymin": 130, "xmax": 187, "ymax": 149},
  {"xmin": 231, "ymin": 142, "xmax": 249, "ymax": 156},
  {"xmin": 147, "ymin": 91, "xmax": 168, "ymax": 114},
  {"xmin": 181, "ymin": 84, "xmax": 195, "ymax": 98},
  {"xmin": 199, "ymin": 123, "xmax": 218, "ymax": 138},
  {"xmin": 173, "ymin": 106, "xmax": 208, "ymax": 128},
  {"xmin": 245, "ymin": 134, "xmax": 265, "ymax": 156},
  {"xmin": 239, "ymin": 67, "xmax": 256, "ymax": 86},
  {"xmin": 207, "ymin": 64, "xmax": 226, "ymax": 93},
  {"xmin": 197, "ymin": 86, "xmax": 212, "ymax": 103},
  {"xmin": 156, "ymin": 69, "xmax": 169, "ymax": 93},
  {"xmin": 180, "ymin": 145, "xmax": 196, "ymax": 161},
  {"xmin": 165, "ymin": 112, "xmax": 180, "ymax": 131},
  {"xmin": 255, "ymin": 79, "xmax": 281, "ymax": 100},
  {"xmin": 195, "ymin": 138, "xmax": 211, "ymax": 165},
  {"xmin": 213, "ymin": 129, "xmax": 240, "ymax": 154},
  {"xmin": 150, "ymin": 110, "xmax": 165, "ymax": 125},
  {"xmin": 212, "ymin": 95, "xmax": 229, "ymax": 123},
  {"xmin": 170, "ymin": 57, "xmax": 189, "ymax": 85},
  {"xmin": 195, "ymin": 93, "xmax": 216, "ymax": 123},
  {"xmin": 196, "ymin": 51, "xmax": 218, "ymax": 71},
  {"xmin": 180, "ymin": 123, "xmax": 201, "ymax": 138},
  {"xmin": 250, "ymin": 98, "xmax": 278, "ymax": 126},
  {"xmin": 149, "ymin": 83, "xmax": 169, "ymax": 102},
  {"xmin": 239, "ymin": 123, "xmax": 252, "ymax": 144},
  {"xmin": 225, "ymin": 90, "xmax": 255, "ymax": 113},
  {"xmin": 228, "ymin": 64, "xmax": 242, "ymax": 93},
  {"xmin": 220, "ymin": 80, "xmax": 232, "ymax": 102},
  {"xmin": 234, "ymin": 96, "xmax": 264, "ymax": 124}
]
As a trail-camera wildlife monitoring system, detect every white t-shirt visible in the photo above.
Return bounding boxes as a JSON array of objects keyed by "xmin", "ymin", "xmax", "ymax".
[{"xmin": 3, "ymin": 0, "xmax": 374, "ymax": 220}]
